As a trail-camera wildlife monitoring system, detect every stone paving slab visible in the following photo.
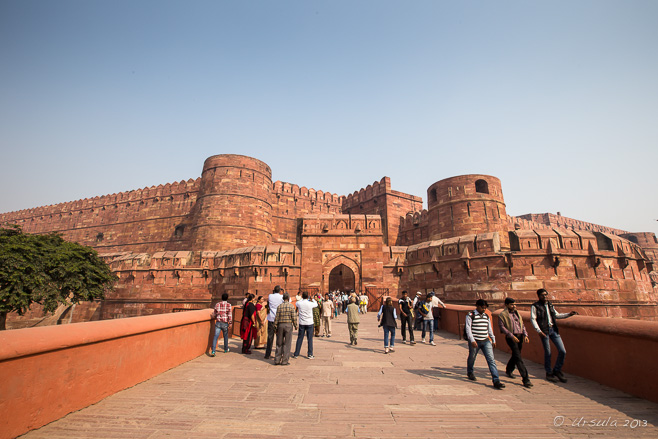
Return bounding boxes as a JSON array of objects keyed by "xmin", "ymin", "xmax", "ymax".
[{"xmin": 21, "ymin": 313, "xmax": 658, "ymax": 438}]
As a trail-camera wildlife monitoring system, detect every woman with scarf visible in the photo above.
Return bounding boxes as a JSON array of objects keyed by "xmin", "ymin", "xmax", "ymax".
[
  {"xmin": 254, "ymin": 296, "xmax": 268, "ymax": 349},
  {"xmin": 240, "ymin": 294, "xmax": 257, "ymax": 354}
]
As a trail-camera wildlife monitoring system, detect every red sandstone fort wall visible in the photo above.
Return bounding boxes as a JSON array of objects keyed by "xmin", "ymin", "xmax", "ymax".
[
  {"xmin": 0, "ymin": 179, "xmax": 200, "ymax": 254},
  {"xmin": 398, "ymin": 229, "xmax": 657, "ymax": 319},
  {"xmin": 2, "ymin": 154, "xmax": 656, "ymax": 324}
]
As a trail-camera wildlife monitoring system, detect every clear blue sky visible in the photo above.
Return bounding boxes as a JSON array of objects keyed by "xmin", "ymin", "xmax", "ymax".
[{"xmin": 1, "ymin": 1, "xmax": 656, "ymax": 235}]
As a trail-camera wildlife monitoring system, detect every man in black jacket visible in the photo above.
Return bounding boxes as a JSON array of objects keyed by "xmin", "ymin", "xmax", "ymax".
[{"xmin": 530, "ymin": 288, "xmax": 578, "ymax": 383}]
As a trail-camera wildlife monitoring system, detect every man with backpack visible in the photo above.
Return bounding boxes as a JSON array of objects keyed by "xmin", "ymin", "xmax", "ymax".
[{"xmin": 465, "ymin": 299, "xmax": 505, "ymax": 389}]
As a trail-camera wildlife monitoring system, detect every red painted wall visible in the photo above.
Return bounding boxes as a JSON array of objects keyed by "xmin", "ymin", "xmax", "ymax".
[{"xmin": 0, "ymin": 309, "xmax": 217, "ymax": 439}]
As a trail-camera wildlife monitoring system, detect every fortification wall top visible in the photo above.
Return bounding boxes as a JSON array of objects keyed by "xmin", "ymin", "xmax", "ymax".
[
  {"xmin": 0, "ymin": 178, "xmax": 201, "ymax": 222},
  {"xmin": 516, "ymin": 213, "xmax": 629, "ymax": 236},
  {"xmin": 343, "ymin": 177, "xmax": 395, "ymax": 208},
  {"xmin": 272, "ymin": 180, "xmax": 345, "ymax": 205}
]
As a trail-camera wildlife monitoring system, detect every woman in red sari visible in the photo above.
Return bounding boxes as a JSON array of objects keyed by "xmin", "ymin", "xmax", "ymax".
[{"xmin": 240, "ymin": 294, "xmax": 257, "ymax": 354}]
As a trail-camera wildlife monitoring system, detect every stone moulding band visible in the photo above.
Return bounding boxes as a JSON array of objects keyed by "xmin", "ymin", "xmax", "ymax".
[
  {"xmin": 194, "ymin": 193, "xmax": 273, "ymax": 208},
  {"xmin": 190, "ymin": 223, "xmax": 273, "ymax": 237},
  {"xmin": 203, "ymin": 165, "xmax": 272, "ymax": 181}
]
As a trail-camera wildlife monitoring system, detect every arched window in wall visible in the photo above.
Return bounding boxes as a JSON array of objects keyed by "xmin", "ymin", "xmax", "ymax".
[
  {"xmin": 429, "ymin": 188, "xmax": 437, "ymax": 203},
  {"xmin": 475, "ymin": 179, "xmax": 489, "ymax": 194}
]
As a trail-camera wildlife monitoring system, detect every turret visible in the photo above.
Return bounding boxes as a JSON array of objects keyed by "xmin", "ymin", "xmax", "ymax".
[
  {"xmin": 190, "ymin": 154, "xmax": 273, "ymax": 250},
  {"xmin": 427, "ymin": 175, "xmax": 510, "ymax": 250}
]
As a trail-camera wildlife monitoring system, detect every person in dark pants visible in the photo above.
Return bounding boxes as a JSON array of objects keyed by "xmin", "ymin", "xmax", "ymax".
[
  {"xmin": 498, "ymin": 298, "xmax": 533, "ymax": 388},
  {"xmin": 273, "ymin": 293, "xmax": 297, "ymax": 365},
  {"xmin": 264, "ymin": 285, "xmax": 283, "ymax": 359},
  {"xmin": 398, "ymin": 291, "xmax": 416, "ymax": 345}
]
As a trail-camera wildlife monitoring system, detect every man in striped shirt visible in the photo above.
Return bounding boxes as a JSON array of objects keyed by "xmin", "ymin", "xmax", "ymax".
[
  {"xmin": 465, "ymin": 299, "xmax": 505, "ymax": 389},
  {"xmin": 273, "ymin": 293, "xmax": 298, "ymax": 365}
]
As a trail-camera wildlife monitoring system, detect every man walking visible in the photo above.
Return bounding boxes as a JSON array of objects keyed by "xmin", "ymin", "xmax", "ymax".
[
  {"xmin": 264, "ymin": 285, "xmax": 284, "ymax": 360},
  {"xmin": 465, "ymin": 299, "xmax": 505, "ymax": 389},
  {"xmin": 531, "ymin": 288, "xmax": 578, "ymax": 383},
  {"xmin": 273, "ymin": 293, "xmax": 297, "ymax": 365},
  {"xmin": 321, "ymin": 293, "xmax": 334, "ymax": 337},
  {"xmin": 293, "ymin": 292, "xmax": 318, "ymax": 359},
  {"xmin": 498, "ymin": 298, "xmax": 533, "ymax": 388},
  {"xmin": 346, "ymin": 297, "xmax": 360, "ymax": 346},
  {"xmin": 419, "ymin": 294, "xmax": 436, "ymax": 345},
  {"xmin": 210, "ymin": 293, "xmax": 232, "ymax": 356},
  {"xmin": 430, "ymin": 291, "xmax": 446, "ymax": 333},
  {"xmin": 398, "ymin": 291, "xmax": 415, "ymax": 345}
]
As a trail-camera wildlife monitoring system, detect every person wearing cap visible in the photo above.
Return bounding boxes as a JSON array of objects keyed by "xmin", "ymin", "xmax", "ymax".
[
  {"xmin": 465, "ymin": 299, "xmax": 505, "ymax": 389},
  {"xmin": 498, "ymin": 298, "xmax": 533, "ymax": 388}
]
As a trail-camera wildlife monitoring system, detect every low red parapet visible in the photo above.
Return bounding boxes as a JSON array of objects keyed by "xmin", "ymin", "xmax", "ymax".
[
  {"xmin": 440, "ymin": 304, "xmax": 658, "ymax": 404},
  {"xmin": 0, "ymin": 310, "xmax": 215, "ymax": 439}
]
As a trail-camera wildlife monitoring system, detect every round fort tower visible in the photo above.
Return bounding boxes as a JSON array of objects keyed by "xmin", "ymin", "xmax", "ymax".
[
  {"xmin": 190, "ymin": 154, "xmax": 273, "ymax": 250},
  {"xmin": 427, "ymin": 174, "xmax": 510, "ymax": 251}
]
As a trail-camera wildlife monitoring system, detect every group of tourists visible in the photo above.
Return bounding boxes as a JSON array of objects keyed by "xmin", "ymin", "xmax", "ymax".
[
  {"xmin": 210, "ymin": 286, "xmax": 578, "ymax": 389},
  {"xmin": 463, "ymin": 288, "xmax": 578, "ymax": 389}
]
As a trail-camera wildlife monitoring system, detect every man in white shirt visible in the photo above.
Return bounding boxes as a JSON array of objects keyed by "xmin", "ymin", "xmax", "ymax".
[
  {"xmin": 293, "ymin": 292, "xmax": 318, "ymax": 359},
  {"xmin": 430, "ymin": 291, "xmax": 446, "ymax": 333},
  {"xmin": 264, "ymin": 285, "xmax": 284, "ymax": 360}
]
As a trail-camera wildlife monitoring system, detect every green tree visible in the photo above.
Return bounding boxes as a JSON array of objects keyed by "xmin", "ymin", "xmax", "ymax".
[{"xmin": 0, "ymin": 225, "xmax": 116, "ymax": 330}]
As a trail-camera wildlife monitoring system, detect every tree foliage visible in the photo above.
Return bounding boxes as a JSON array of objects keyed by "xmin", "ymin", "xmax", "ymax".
[{"xmin": 0, "ymin": 225, "xmax": 116, "ymax": 329}]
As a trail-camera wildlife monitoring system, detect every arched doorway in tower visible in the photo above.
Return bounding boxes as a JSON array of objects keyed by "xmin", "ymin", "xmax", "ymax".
[{"xmin": 328, "ymin": 264, "xmax": 355, "ymax": 292}]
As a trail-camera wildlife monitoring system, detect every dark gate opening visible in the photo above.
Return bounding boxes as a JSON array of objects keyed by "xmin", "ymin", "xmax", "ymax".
[{"xmin": 328, "ymin": 264, "xmax": 355, "ymax": 293}]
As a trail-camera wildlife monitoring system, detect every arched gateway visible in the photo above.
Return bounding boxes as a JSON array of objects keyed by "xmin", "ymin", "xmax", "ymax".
[
  {"xmin": 328, "ymin": 264, "xmax": 355, "ymax": 292},
  {"xmin": 323, "ymin": 255, "xmax": 360, "ymax": 294}
]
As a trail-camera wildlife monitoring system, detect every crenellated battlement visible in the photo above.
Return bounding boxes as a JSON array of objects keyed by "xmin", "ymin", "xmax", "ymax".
[
  {"xmin": 0, "ymin": 178, "xmax": 200, "ymax": 222},
  {"xmin": 272, "ymin": 180, "xmax": 344, "ymax": 205},
  {"xmin": 342, "ymin": 177, "xmax": 392, "ymax": 208},
  {"xmin": 514, "ymin": 213, "xmax": 629, "ymax": 236}
]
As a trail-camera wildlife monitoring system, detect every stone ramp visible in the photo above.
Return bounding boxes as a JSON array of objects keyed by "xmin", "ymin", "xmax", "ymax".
[{"xmin": 22, "ymin": 313, "xmax": 658, "ymax": 438}]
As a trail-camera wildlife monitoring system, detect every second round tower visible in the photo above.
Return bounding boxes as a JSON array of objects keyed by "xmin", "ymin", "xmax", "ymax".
[{"xmin": 426, "ymin": 174, "xmax": 510, "ymax": 251}]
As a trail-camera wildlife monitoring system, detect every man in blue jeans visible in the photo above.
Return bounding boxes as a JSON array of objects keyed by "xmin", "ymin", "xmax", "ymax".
[
  {"xmin": 531, "ymin": 288, "xmax": 578, "ymax": 383},
  {"xmin": 210, "ymin": 293, "xmax": 232, "ymax": 356},
  {"xmin": 465, "ymin": 299, "xmax": 504, "ymax": 389},
  {"xmin": 293, "ymin": 292, "xmax": 318, "ymax": 359}
]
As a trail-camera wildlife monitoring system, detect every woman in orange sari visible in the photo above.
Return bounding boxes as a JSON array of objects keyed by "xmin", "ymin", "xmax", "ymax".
[
  {"xmin": 254, "ymin": 296, "xmax": 268, "ymax": 348},
  {"xmin": 240, "ymin": 294, "xmax": 257, "ymax": 354}
]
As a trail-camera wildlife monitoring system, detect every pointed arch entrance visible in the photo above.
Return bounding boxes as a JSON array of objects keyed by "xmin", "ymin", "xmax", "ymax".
[
  {"xmin": 328, "ymin": 264, "xmax": 355, "ymax": 292},
  {"xmin": 322, "ymin": 255, "xmax": 360, "ymax": 294}
]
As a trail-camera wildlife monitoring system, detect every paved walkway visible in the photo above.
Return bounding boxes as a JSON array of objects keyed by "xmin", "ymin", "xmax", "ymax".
[{"xmin": 23, "ymin": 313, "xmax": 658, "ymax": 438}]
